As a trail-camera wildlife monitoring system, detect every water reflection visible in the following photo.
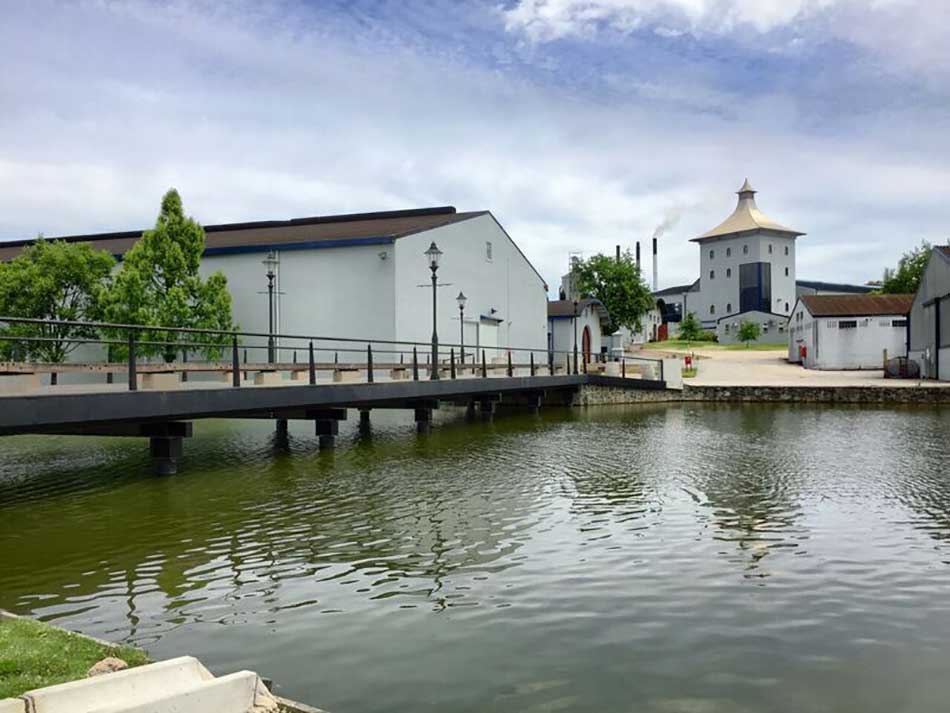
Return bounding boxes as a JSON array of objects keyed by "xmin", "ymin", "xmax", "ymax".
[{"xmin": 2, "ymin": 405, "xmax": 950, "ymax": 713}]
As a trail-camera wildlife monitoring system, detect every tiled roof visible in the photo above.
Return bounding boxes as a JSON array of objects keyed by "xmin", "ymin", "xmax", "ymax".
[{"xmin": 800, "ymin": 293, "xmax": 914, "ymax": 317}]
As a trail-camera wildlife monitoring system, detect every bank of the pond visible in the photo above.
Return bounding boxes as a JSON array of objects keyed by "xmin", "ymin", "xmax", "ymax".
[
  {"xmin": 577, "ymin": 382, "xmax": 950, "ymax": 405},
  {"xmin": 0, "ymin": 611, "xmax": 149, "ymax": 698}
]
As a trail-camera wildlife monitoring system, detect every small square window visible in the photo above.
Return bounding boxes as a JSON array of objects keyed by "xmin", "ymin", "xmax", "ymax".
[
  {"xmin": 785, "ymin": 267, "xmax": 789, "ymax": 277},
  {"xmin": 784, "ymin": 246, "xmax": 789, "ymax": 256},
  {"xmin": 709, "ymin": 270, "xmax": 715, "ymax": 280},
  {"xmin": 768, "ymin": 244, "xmax": 773, "ymax": 254},
  {"xmin": 726, "ymin": 268, "xmax": 731, "ymax": 278},
  {"xmin": 710, "ymin": 249, "xmax": 715, "ymax": 259},
  {"xmin": 785, "ymin": 302, "xmax": 789, "ymax": 312},
  {"xmin": 726, "ymin": 303, "xmax": 732, "ymax": 312},
  {"xmin": 485, "ymin": 241, "xmax": 493, "ymax": 261},
  {"xmin": 726, "ymin": 247, "xmax": 732, "ymax": 257},
  {"xmin": 710, "ymin": 305, "xmax": 716, "ymax": 315},
  {"xmin": 743, "ymin": 245, "xmax": 749, "ymax": 254},
  {"xmin": 839, "ymin": 320, "xmax": 858, "ymax": 329}
]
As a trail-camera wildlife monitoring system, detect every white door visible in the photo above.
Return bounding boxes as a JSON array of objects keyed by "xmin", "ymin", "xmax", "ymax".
[{"xmin": 479, "ymin": 320, "xmax": 499, "ymax": 363}]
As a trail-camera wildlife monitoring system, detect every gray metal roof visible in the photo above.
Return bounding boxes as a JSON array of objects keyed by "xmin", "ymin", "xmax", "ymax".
[{"xmin": 796, "ymin": 280, "xmax": 874, "ymax": 294}]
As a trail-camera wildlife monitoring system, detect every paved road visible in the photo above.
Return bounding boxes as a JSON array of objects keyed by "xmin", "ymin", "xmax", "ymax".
[{"xmin": 640, "ymin": 346, "xmax": 949, "ymax": 388}]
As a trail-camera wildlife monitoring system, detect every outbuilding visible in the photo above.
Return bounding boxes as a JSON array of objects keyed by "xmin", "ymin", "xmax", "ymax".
[
  {"xmin": 787, "ymin": 294, "xmax": 914, "ymax": 370},
  {"xmin": 547, "ymin": 298, "xmax": 610, "ymax": 367},
  {"xmin": 908, "ymin": 246, "xmax": 950, "ymax": 380}
]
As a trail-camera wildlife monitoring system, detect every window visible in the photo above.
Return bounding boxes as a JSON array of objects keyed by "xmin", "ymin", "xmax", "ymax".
[
  {"xmin": 839, "ymin": 320, "xmax": 858, "ymax": 329},
  {"xmin": 784, "ymin": 246, "xmax": 789, "ymax": 256},
  {"xmin": 710, "ymin": 249, "xmax": 715, "ymax": 259},
  {"xmin": 768, "ymin": 244, "xmax": 773, "ymax": 254},
  {"xmin": 726, "ymin": 303, "xmax": 732, "ymax": 312},
  {"xmin": 739, "ymin": 262, "xmax": 771, "ymax": 313},
  {"xmin": 710, "ymin": 305, "xmax": 716, "ymax": 315},
  {"xmin": 726, "ymin": 247, "xmax": 732, "ymax": 257},
  {"xmin": 784, "ymin": 302, "xmax": 789, "ymax": 312},
  {"xmin": 743, "ymin": 244, "xmax": 749, "ymax": 255},
  {"xmin": 486, "ymin": 241, "xmax": 493, "ymax": 261},
  {"xmin": 892, "ymin": 319, "xmax": 908, "ymax": 327},
  {"xmin": 785, "ymin": 267, "xmax": 789, "ymax": 277},
  {"xmin": 710, "ymin": 270, "xmax": 715, "ymax": 280},
  {"xmin": 724, "ymin": 324, "xmax": 730, "ymax": 334},
  {"xmin": 726, "ymin": 268, "xmax": 732, "ymax": 278}
]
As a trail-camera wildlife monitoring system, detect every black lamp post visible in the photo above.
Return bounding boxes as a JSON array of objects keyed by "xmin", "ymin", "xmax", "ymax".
[
  {"xmin": 425, "ymin": 241, "xmax": 443, "ymax": 380},
  {"xmin": 263, "ymin": 251, "xmax": 278, "ymax": 363},
  {"xmin": 456, "ymin": 291, "xmax": 467, "ymax": 368},
  {"xmin": 572, "ymin": 299, "xmax": 579, "ymax": 375}
]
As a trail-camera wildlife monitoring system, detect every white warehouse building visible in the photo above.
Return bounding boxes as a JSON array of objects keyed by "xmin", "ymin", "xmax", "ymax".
[
  {"xmin": 787, "ymin": 294, "xmax": 914, "ymax": 370},
  {"xmin": 1, "ymin": 206, "xmax": 550, "ymax": 364}
]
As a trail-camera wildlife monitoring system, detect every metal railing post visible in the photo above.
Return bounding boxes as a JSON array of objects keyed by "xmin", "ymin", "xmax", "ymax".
[
  {"xmin": 450, "ymin": 348, "xmax": 456, "ymax": 379},
  {"xmin": 530, "ymin": 352, "xmax": 535, "ymax": 377},
  {"xmin": 481, "ymin": 350, "xmax": 487, "ymax": 378},
  {"xmin": 507, "ymin": 350, "xmax": 513, "ymax": 377},
  {"xmin": 127, "ymin": 333, "xmax": 137, "ymax": 391},
  {"xmin": 660, "ymin": 359, "xmax": 665, "ymax": 382},
  {"xmin": 549, "ymin": 351, "xmax": 554, "ymax": 376},
  {"xmin": 622, "ymin": 357, "xmax": 626, "ymax": 379},
  {"xmin": 309, "ymin": 341, "xmax": 316, "ymax": 385},
  {"xmin": 367, "ymin": 344, "xmax": 374, "ymax": 383},
  {"xmin": 412, "ymin": 347, "xmax": 419, "ymax": 381},
  {"xmin": 231, "ymin": 336, "xmax": 240, "ymax": 387}
]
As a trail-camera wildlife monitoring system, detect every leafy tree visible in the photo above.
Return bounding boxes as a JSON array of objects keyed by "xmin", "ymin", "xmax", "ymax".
[
  {"xmin": 0, "ymin": 238, "xmax": 115, "ymax": 362},
  {"xmin": 738, "ymin": 320, "xmax": 761, "ymax": 346},
  {"xmin": 881, "ymin": 241, "xmax": 931, "ymax": 294},
  {"xmin": 678, "ymin": 311, "xmax": 702, "ymax": 343},
  {"xmin": 571, "ymin": 250, "xmax": 654, "ymax": 334},
  {"xmin": 101, "ymin": 189, "xmax": 235, "ymax": 361}
]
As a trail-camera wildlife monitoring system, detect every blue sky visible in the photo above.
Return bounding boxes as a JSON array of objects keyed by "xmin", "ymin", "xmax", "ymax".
[{"xmin": 1, "ymin": 0, "xmax": 948, "ymax": 291}]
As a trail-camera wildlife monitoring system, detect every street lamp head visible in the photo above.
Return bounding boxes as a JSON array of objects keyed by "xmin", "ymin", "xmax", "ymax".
[
  {"xmin": 262, "ymin": 250, "xmax": 279, "ymax": 276},
  {"xmin": 456, "ymin": 291, "xmax": 467, "ymax": 311},
  {"xmin": 424, "ymin": 241, "xmax": 442, "ymax": 270}
]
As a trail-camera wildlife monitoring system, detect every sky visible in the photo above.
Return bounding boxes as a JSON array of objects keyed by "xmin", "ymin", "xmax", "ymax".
[{"xmin": 1, "ymin": 0, "xmax": 948, "ymax": 293}]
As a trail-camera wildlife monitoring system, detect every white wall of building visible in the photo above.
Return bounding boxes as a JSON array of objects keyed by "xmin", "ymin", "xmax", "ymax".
[
  {"xmin": 394, "ymin": 214, "xmax": 549, "ymax": 364},
  {"xmin": 788, "ymin": 303, "xmax": 907, "ymax": 370},
  {"xmin": 548, "ymin": 306, "xmax": 605, "ymax": 363}
]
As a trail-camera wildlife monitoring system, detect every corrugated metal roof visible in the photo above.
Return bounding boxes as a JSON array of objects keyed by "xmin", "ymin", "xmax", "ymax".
[
  {"xmin": 0, "ymin": 207, "xmax": 485, "ymax": 261},
  {"xmin": 692, "ymin": 180, "xmax": 804, "ymax": 242},
  {"xmin": 800, "ymin": 293, "xmax": 914, "ymax": 317},
  {"xmin": 796, "ymin": 280, "xmax": 874, "ymax": 294}
]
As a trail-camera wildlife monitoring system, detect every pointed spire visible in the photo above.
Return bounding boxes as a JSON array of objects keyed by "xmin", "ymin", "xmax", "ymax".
[{"xmin": 737, "ymin": 178, "xmax": 756, "ymax": 197}]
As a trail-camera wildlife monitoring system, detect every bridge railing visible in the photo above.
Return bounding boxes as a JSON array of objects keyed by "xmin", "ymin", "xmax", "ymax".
[{"xmin": 0, "ymin": 316, "xmax": 665, "ymax": 390}]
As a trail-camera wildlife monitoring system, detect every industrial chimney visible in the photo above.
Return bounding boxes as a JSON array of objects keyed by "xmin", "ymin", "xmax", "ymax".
[
  {"xmin": 652, "ymin": 237, "xmax": 658, "ymax": 292},
  {"xmin": 616, "ymin": 245, "xmax": 621, "ymax": 263},
  {"xmin": 635, "ymin": 241, "xmax": 641, "ymax": 270}
]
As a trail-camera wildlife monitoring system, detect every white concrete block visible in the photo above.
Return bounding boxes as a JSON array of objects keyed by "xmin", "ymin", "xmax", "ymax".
[
  {"xmin": 23, "ymin": 656, "xmax": 213, "ymax": 713},
  {"xmin": 0, "ymin": 699, "xmax": 25, "ymax": 713},
  {"xmin": 662, "ymin": 357, "xmax": 684, "ymax": 390},
  {"xmin": 604, "ymin": 362, "xmax": 621, "ymax": 377},
  {"xmin": 389, "ymin": 368, "xmax": 409, "ymax": 380},
  {"xmin": 0, "ymin": 373, "xmax": 41, "ymax": 394},
  {"xmin": 138, "ymin": 372, "xmax": 180, "ymax": 390},
  {"xmin": 332, "ymin": 369, "xmax": 361, "ymax": 383},
  {"xmin": 253, "ymin": 371, "xmax": 283, "ymax": 386},
  {"xmin": 290, "ymin": 370, "xmax": 311, "ymax": 382},
  {"xmin": 95, "ymin": 671, "xmax": 277, "ymax": 713}
]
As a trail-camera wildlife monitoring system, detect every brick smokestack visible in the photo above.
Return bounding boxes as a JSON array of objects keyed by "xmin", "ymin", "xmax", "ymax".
[{"xmin": 652, "ymin": 237, "xmax": 658, "ymax": 292}]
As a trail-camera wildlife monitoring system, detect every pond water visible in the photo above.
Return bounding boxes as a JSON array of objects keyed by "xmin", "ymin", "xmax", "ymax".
[{"xmin": 1, "ymin": 404, "xmax": 950, "ymax": 712}]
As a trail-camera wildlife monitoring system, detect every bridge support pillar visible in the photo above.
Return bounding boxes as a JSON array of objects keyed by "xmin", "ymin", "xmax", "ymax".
[
  {"xmin": 150, "ymin": 436, "xmax": 183, "ymax": 476},
  {"xmin": 315, "ymin": 419, "xmax": 339, "ymax": 448},
  {"xmin": 275, "ymin": 419, "xmax": 288, "ymax": 436},
  {"xmin": 359, "ymin": 409, "xmax": 371, "ymax": 434},
  {"xmin": 415, "ymin": 407, "xmax": 433, "ymax": 433},
  {"xmin": 479, "ymin": 398, "xmax": 495, "ymax": 421},
  {"xmin": 465, "ymin": 401, "xmax": 477, "ymax": 420}
]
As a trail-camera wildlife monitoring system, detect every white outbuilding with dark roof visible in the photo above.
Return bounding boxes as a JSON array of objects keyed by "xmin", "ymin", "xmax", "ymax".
[
  {"xmin": 547, "ymin": 298, "xmax": 610, "ymax": 367},
  {"xmin": 788, "ymin": 293, "xmax": 914, "ymax": 370}
]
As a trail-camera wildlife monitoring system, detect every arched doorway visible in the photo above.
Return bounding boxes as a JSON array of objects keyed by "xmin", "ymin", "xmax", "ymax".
[{"xmin": 582, "ymin": 325, "xmax": 592, "ymax": 364}]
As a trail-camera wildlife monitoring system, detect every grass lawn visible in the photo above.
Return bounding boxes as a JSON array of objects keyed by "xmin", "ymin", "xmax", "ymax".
[
  {"xmin": 654, "ymin": 340, "xmax": 787, "ymax": 352},
  {"xmin": 0, "ymin": 614, "xmax": 149, "ymax": 698}
]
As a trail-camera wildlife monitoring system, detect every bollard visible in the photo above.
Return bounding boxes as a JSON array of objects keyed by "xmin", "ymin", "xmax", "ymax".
[
  {"xmin": 450, "ymin": 348, "xmax": 456, "ymax": 379},
  {"xmin": 367, "ymin": 344, "xmax": 374, "ymax": 383},
  {"xmin": 232, "ymin": 336, "xmax": 240, "ymax": 387},
  {"xmin": 412, "ymin": 347, "xmax": 419, "ymax": 381}
]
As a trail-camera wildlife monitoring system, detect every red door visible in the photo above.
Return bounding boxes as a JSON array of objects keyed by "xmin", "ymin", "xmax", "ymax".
[
  {"xmin": 658, "ymin": 323, "xmax": 668, "ymax": 341},
  {"xmin": 582, "ymin": 326, "xmax": 592, "ymax": 364}
]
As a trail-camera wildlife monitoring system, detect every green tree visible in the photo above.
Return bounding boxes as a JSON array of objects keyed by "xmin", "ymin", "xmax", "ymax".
[
  {"xmin": 678, "ymin": 311, "xmax": 702, "ymax": 343},
  {"xmin": 571, "ymin": 250, "xmax": 654, "ymax": 334},
  {"xmin": 881, "ymin": 241, "xmax": 932, "ymax": 294},
  {"xmin": 737, "ymin": 320, "xmax": 761, "ymax": 346},
  {"xmin": 0, "ymin": 238, "xmax": 115, "ymax": 362},
  {"xmin": 101, "ymin": 189, "xmax": 235, "ymax": 361}
]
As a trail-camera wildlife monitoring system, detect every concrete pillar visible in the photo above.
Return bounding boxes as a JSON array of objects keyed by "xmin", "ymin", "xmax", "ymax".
[
  {"xmin": 415, "ymin": 406, "xmax": 433, "ymax": 433},
  {"xmin": 149, "ymin": 437, "xmax": 183, "ymax": 476},
  {"xmin": 315, "ymin": 419, "xmax": 338, "ymax": 448},
  {"xmin": 479, "ymin": 398, "xmax": 495, "ymax": 421},
  {"xmin": 275, "ymin": 419, "xmax": 288, "ymax": 436},
  {"xmin": 359, "ymin": 409, "xmax": 371, "ymax": 433}
]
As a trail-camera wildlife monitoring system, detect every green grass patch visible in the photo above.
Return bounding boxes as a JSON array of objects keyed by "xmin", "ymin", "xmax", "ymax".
[
  {"xmin": 682, "ymin": 367, "xmax": 697, "ymax": 378},
  {"xmin": 0, "ymin": 615, "xmax": 149, "ymax": 698}
]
